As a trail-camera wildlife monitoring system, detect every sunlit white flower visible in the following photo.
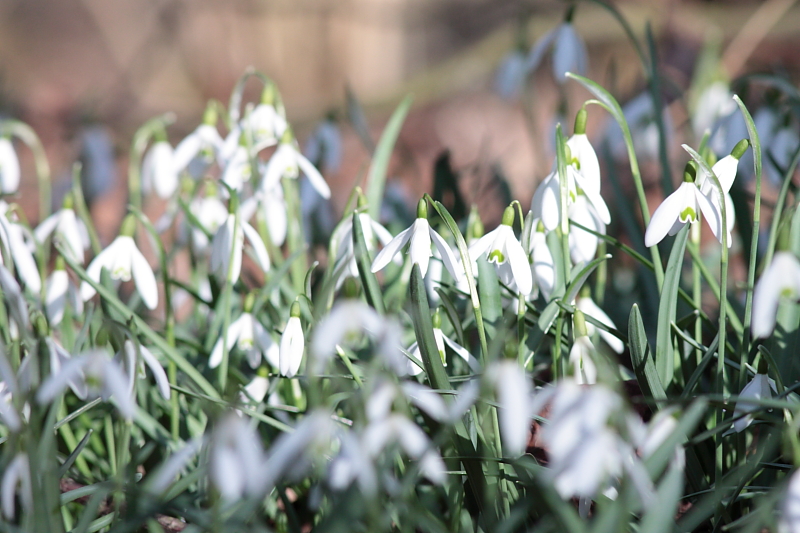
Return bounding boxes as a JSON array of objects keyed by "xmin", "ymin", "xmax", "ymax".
[
  {"xmin": 311, "ymin": 299, "xmax": 405, "ymax": 375},
  {"xmin": 733, "ymin": 372, "xmax": 775, "ymax": 433},
  {"xmin": 142, "ymin": 140, "xmax": 179, "ymax": 199},
  {"xmin": 44, "ymin": 260, "xmax": 82, "ymax": 326},
  {"xmin": 173, "ymin": 123, "xmax": 223, "ymax": 178},
  {"xmin": 241, "ymin": 371, "xmax": 270, "ymax": 403},
  {"xmin": 531, "ymin": 162, "xmax": 610, "ymax": 234},
  {"xmin": 569, "ymin": 336, "xmax": 597, "ymax": 385},
  {"xmin": 120, "ymin": 340, "xmax": 171, "ymax": 400},
  {"xmin": 576, "ymin": 294, "xmax": 624, "ymax": 353},
  {"xmin": 469, "ymin": 206, "xmax": 532, "ymax": 295},
  {"xmin": 209, "ymin": 208, "xmax": 270, "ymax": 284},
  {"xmin": 486, "ymin": 359, "xmax": 531, "ymax": 457},
  {"xmin": 304, "ymin": 118, "xmax": 342, "ymax": 173},
  {"xmin": 34, "ymin": 197, "xmax": 88, "ymax": 264},
  {"xmin": 372, "ymin": 200, "xmax": 461, "ymax": 279},
  {"xmin": 37, "ymin": 349, "xmax": 136, "ymax": 419},
  {"xmin": 0, "ymin": 202, "xmax": 41, "ymax": 293},
  {"xmin": 752, "ymin": 252, "xmax": 800, "ymax": 339},
  {"xmin": 694, "ymin": 139, "xmax": 749, "ymax": 244},
  {"xmin": 566, "ymin": 117, "xmax": 600, "ymax": 194},
  {"xmin": 80, "ymin": 216, "xmax": 158, "ymax": 310},
  {"xmin": 187, "ymin": 190, "xmax": 228, "ymax": 254},
  {"xmin": 280, "ymin": 301, "xmax": 304, "ymax": 378},
  {"xmin": 245, "ymin": 102, "xmax": 288, "ymax": 150},
  {"xmin": 209, "ymin": 414, "xmax": 265, "ymax": 502},
  {"xmin": 210, "ymin": 309, "xmax": 278, "ymax": 370},
  {"xmin": 405, "ymin": 309, "xmax": 477, "ymax": 376},
  {"xmin": 528, "ymin": 220, "xmax": 556, "ymax": 300},
  {"xmin": 1, "ymin": 454, "xmax": 32, "ymax": 520},
  {"xmin": 264, "ymin": 140, "xmax": 330, "ymax": 199},
  {"xmin": 0, "ymin": 138, "xmax": 20, "ymax": 194},
  {"xmin": 643, "ymin": 175, "xmax": 721, "ymax": 248},
  {"xmin": 568, "ymin": 195, "xmax": 606, "ymax": 264},
  {"xmin": 331, "ymin": 206, "xmax": 393, "ymax": 284},
  {"xmin": 241, "ymin": 179, "xmax": 288, "ymax": 247}
]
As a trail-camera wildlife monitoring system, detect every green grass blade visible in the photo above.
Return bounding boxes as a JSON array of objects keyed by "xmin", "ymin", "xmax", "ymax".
[
  {"xmin": 655, "ymin": 224, "xmax": 689, "ymax": 388},
  {"xmin": 366, "ymin": 95, "xmax": 413, "ymax": 220},
  {"xmin": 352, "ymin": 211, "xmax": 385, "ymax": 314}
]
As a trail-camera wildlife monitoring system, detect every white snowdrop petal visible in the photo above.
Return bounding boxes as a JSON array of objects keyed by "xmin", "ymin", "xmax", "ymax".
[
  {"xmin": 371, "ymin": 226, "xmax": 412, "ymax": 273},
  {"xmin": 130, "ymin": 245, "xmax": 159, "ymax": 310}
]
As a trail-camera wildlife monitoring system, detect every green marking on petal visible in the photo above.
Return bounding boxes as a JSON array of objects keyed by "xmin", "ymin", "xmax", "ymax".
[
  {"xmin": 488, "ymin": 249, "xmax": 505, "ymax": 264},
  {"xmin": 679, "ymin": 206, "xmax": 696, "ymax": 223}
]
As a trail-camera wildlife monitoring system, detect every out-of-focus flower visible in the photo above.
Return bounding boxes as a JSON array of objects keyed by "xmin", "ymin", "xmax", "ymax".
[
  {"xmin": 494, "ymin": 48, "xmax": 528, "ymax": 99},
  {"xmin": 186, "ymin": 187, "xmax": 228, "ymax": 254},
  {"xmin": 694, "ymin": 139, "xmax": 749, "ymax": 245},
  {"xmin": 264, "ymin": 139, "xmax": 330, "ymax": 199},
  {"xmin": 568, "ymin": 310, "xmax": 597, "ymax": 384},
  {"xmin": 331, "ymin": 202, "xmax": 393, "ymax": 285},
  {"xmin": 304, "ymin": 118, "xmax": 342, "ymax": 173},
  {"xmin": 37, "ymin": 349, "xmax": 136, "ymax": 420},
  {"xmin": 469, "ymin": 205, "xmax": 532, "ymax": 295},
  {"xmin": 0, "ymin": 138, "xmax": 20, "ymax": 194},
  {"xmin": 576, "ymin": 294, "xmax": 624, "ymax": 354},
  {"xmin": 142, "ymin": 140, "xmax": 179, "ymax": 199},
  {"xmin": 210, "ymin": 294, "xmax": 278, "ymax": 370},
  {"xmin": 44, "ymin": 258, "xmax": 82, "ymax": 326},
  {"xmin": 280, "ymin": 301, "xmax": 304, "ymax": 378},
  {"xmin": 174, "ymin": 123, "xmax": 223, "ymax": 179},
  {"xmin": 241, "ymin": 179, "xmax": 288, "ymax": 247},
  {"xmin": 372, "ymin": 199, "xmax": 461, "ymax": 279},
  {"xmin": 752, "ymin": 251, "xmax": 800, "ymax": 339},
  {"xmin": 1, "ymin": 454, "xmax": 32, "ymax": 520},
  {"xmin": 485, "ymin": 359, "xmax": 531, "ymax": 457},
  {"xmin": 527, "ymin": 219, "xmax": 556, "ymax": 300},
  {"xmin": 405, "ymin": 308, "xmax": 477, "ymax": 376},
  {"xmin": 0, "ymin": 202, "xmax": 41, "ymax": 293},
  {"xmin": 120, "ymin": 340, "xmax": 171, "ymax": 401},
  {"xmin": 244, "ymin": 88, "xmax": 288, "ymax": 150},
  {"xmin": 80, "ymin": 215, "xmax": 158, "ymax": 310},
  {"xmin": 209, "ymin": 414, "xmax": 265, "ymax": 502},
  {"xmin": 209, "ymin": 201, "xmax": 271, "ymax": 284},
  {"xmin": 34, "ymin": 194, "xmax": 88, "ymax": 264},
  {"xmin": 779, "ymin": 468, "xmax": 800, "ymax": 533},
  {"xmin": 733, "ymin": 372, "xmax": 776, "ymax": 433},
  {"xmin": 0, "ymin": 264, "xmax": 28, "ymax": 330}
]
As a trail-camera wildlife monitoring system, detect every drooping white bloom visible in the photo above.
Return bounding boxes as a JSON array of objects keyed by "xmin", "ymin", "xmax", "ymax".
[
  {"xmin": 209, "ymin": 414, "xmax": 265, "ymax": 502},
  {"xmin": 311, "ymin": 299, "xmax": 405, "ymax": 375},
  {"xmin": 528, "ymin": 220, "xmax": 556, "ymax": 300},
  {"xmin": 209, "ymin": 210, "xmax": 270, "ymax": 284},
  {"xmin": 187, "ymin": 192, "xmax": 228, "ymax": 254},
  {"xmin": 44, "ymin": 262, "xmax": 82, "ymax": 326},
  {"xmin": 0, "ymin": 202, "xmax": 41, "ymax": 293},
  {"xmin": 644, "ymin": 179, "xmax": 721, "ymax": 248},
  {"xmin": 0, "ymin": 264, "xmax": 28, "ymax": 330},
  {"xmin": 576, "ymin": 295, "xmax": 624, "ymax": 354},
  {"xmin": 220, "ymin": 144, "xmax": 251, "ymax": 192},
  {"xmin": 144, "ymin": 438, "xmax": 203, "ymax": 496},
  {"xmin": 1, "ymin": 454, "xmax": 32, "ymax": 520},
  {"xmin": 733, "ymin": 373, "xmax": 775, "ymax": 433},
  {"xmin": 568, "ymin": 195, "xmax": 606, "ymax": 264},
  {"xmin": 779, "ymin": 469, "xmax": 800, "ymax": 533},
  {"xmin": 142, "ymin": 141, "xmax": 179, "ymax": 199},
  {"xmin": 331, "ymin": 207, "xmax": 393, "ymax": 284},
  {"xmin": 469, "ymin": 206, "xmax": 532, "ymax": 295},
  {"xmin": 494, "ymin": 49, "xmax": 527, "ymax": 99},
  {"xmin": 569, "ymin": 336, "xmax": 597, "ymax": 385},
  {"xmin": 405, "ymin": 309, "xmax": 477, "ymax": 376},
  {"xmin": 34, "ymin": 200, "xmax": 88, "ymax": 264},
  {"xmin": 210, "ymin": 312, "xmax": 278, "ymax": 370},
  {"xmin": 80, "ymin": 218, "xmax": 158, "ymax": 310},
  {"xmin": 240, "ymin": 179, "xmax": 288, "ymax": 247},
  {"xmin": 692, "ymin": 81, "xmax": 737, "ymax": 147},
  {"xmin": 0, "ymin": 138, "xmax": 20, "ymax": 194},
  {"xmin": 693, "ymin": 140, "xmax": 748, "ymax": 244},
  {"xmin": 37, "ymin": 350, "xmax": 136, "ymax": 420},
  {"xmin": 486, "ymin": 359, "xmax": 531, "ymax": 457},
  {"xmin": 173, "ymin": 124, "xmax": 223, "ymax": 178},
  {"xmin": 566, "ymin": 126, "xmax": 600, "ymax": 195},
  {"xmin": 752, "ymin": 252, "xmax": 800, "ymax": 339},
  {"xmin": 120, "ymin": 340, "xmax": 171, "ymax": 400},
  {"xmin": 530, "ymin": 162, "xmax": 610, "ymax": 234},
  {"xmin": 264, "ymin": 141, "xmax": 330, "ymax": 199},
  {"xmin": 244, "ymin": 102, "xmax": 288, "ymax": 150},
  {"xmin": 371, "ymin": 200, "xmax": 461, "ymax": 279},
  {"xmin": 280, "ymin": 302, "xmax": 304, "ymax": 378},
  {"xmin": 551, "ymin": 22, "xmax": 587, "ymax": 83},
  {"xmin": 241, "ymin": 372, "xmax": 270, "ymax": 403}
]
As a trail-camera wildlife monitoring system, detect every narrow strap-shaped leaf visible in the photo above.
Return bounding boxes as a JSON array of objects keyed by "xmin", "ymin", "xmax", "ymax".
[
  {"xmin": 366, "ymin": 95, "xmax": 413, "ymax": 220},
  {"xmin": 477, "ymin": 257, "xmax": 501, "ymax": 342},
  {"xmin": 628, "ymin": 303, "xmax": 666, "ymax": 405},
  {"xmin": 655, "ymin": 224, "xmax": 689, "ymax": 387},
  {"xmin": 352, "ymin": 211, "xmax": 385, "ymax": 314},
  {"xmin": 58, "ymin": 429, "xmax": 93, "ymax": 478}
]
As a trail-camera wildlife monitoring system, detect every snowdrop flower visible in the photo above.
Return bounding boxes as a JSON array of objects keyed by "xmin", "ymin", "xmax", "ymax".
[
  {"xmin": 264, "ymin": 136, "xmax": 330, "ymax": 199},
  {"xmin": 607, "ymin": 91, "xmax": 672, "ymax": 162},
  {"xmin": 0, "ymin": 138, "xmax": 20, "ymax": 194},
  {"xmin": 144, "ymin": 438, "xmax": 203, "ymax": 496},
  {"xmin": 528, "ymin": 219, "xmax": 556, "ymax": 300},
  {"xmin": 566, "ymin": 110, "xmax": 600, "ymax": 192},
  {"xmin": 173, "ymin": 106, "xmax": 223, "ymax": 178},
  {"xmin": 694, "ymin": 139, "xmax": 749, "ymax": 243},
  {"xmin": 0, "ymin": 264, "xmax": 28, "ymax": 330},
  {"xmin": 405, "ymin": 309, "xmax": 477, "ymax": 376},
  {"xmin": 766, "ymin": 126, "xmax": 800, "ymax": 186},
  {"xmin": 34, "ymin": 194, "xmax": 88, "ymax": 264},
  {"xmin": 780, "ymin": 468, "xmax": 800, "ymax": 533},
  {"xmin": 0, "ymin": 202, "xmax": 41, "ymax": 293},
  {"xmin": 120, "ymin": 340, "xmax": 171, "ymax": 400},
  {"xmin": 569, "ymin": 311, "xmax": 598, "ymax": 385},
  {"xmin": 0, "ymin": 382, "xmax": 20, "ymax": 432},
  {"xmin": 209, "ymin": 197, "xmax": 270, "ymax": 284},
  {"xmin": 304, "ymin": 117, "xmax": 342, "ymax": 173},
  {"xmin": 644, "ymin": 162, "xmax": 722, "ymax": 248},
  {"xmin": 209, "ymin": 414, "xmax": 265, "ymax": 502},
  {"xmin": 524, "ymin": 9, "xmax": 587, "ymax": 85},
  {"xmin": 752, "ymin": 252, "xmax": 800, "ymax": 339},
  {"xmin": 576, "ymin": 292, "xmax": 624, "ymax": 353},
  {"xmin": 44, "ymin": 257, "xmax": 82, "ymax": 326},
  {"xmin": 485, "ymin": 359, "xmax": 531, "ymax": 456},
  {"xmin": 186, "ymin": 186, "xmax": 228, "ymax": 254},
  {"xmin": 372, "ymin": 199, "xmax": 461, "ymax": 279},
  {"xmin": 240, "ymin": 179, "xmax": 288, "ymax": 247},
  {"xmin": 311, "ymin": 299, "xmax": 404, "ymax": 375},
  {"xmin": 1, "ymin": 454, "xmax": 32, "ymax": 520},
  {"xmin": 241, "ymin": 368, "xmax": 270, "ymax": 403},
  {"xmin": 692, "ymin": 81, "xmax": 738, "ymax": 151},
  {"xmin": 568, "ymin": 195, "xmax": 606, "ymax": 264},
  {"xmin": 80, "ymin": 214, "xmax": 158, "ymax": 310},
  {"xmin": 210, "ymin": 293, "xmax": 278, "ymax": 370},
  {"xmin": 280, "ymin": 301, "xmax": 304, "ymax": 378},
  {"xmin": 733, "ymin": 371, "xmax": 776, "ymax": 433},
  {"xmin": 37, "ymin": 349, "xmax": 136, "ymax": 420},
  {"xmin": 331, "ymin": 196, "xmax": 393, "ymax": 284},
  {"xmin": 220, "ymin": 141, "xmax": 251, "ymax": 192},
  {"xmin": 469, "ymin": 205, "xmax": 532, "ymax": 295},
  {"xmin": 244, "ymin": 85, "xmax": 288, "ymax": 150},
  {"xmin": 494, "ymin": 47, "xmax": 528, "ymax": 99},
  {"xmin": 142, "ymin": 138, "xmax": 179, "ymax": 199}
]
